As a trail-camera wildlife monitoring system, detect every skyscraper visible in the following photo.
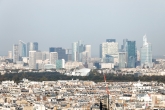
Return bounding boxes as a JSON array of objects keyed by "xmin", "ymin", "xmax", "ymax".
[
  {"xmin": 27, "ymin": 42, "xmax": 38, "ymax": 57},
  {"xmin": 29, "ymin": 51, "xmax": 36, "ymax": 69},
  {"xmin": 85, "ymin": 45, "xmax": 91, "ymax": 58},
  {"xmin": 81, "ymin": 45, "xmax": 91, "ymax": 64},
  {"xmin": 140, "ymin": 35, "xmax": 152, "ymax": 68},
  {"xmin": 118, "ymin": 52, "xmax": 127, "ymax": 68},
  {"xmin": 19, "ymin": 40, "xmax": 26, "ymax": 57},
  {"xmin": 72, "ymin": 42, "xmax": 78, "ymax": 61},
  {"xmin": 8, "ymin": 51, "xmax": 12, "ymax": 59},
  {"xmin": 13, "ymin": 44, "xmax": 19, "ymax": 63},
  {"xmin": 49, "ymin": 47, "xmax": 66, "ymax": 60},
  {"xmin": 50, "ymin": 52, "xmax": 58, "ymax": 65},
  {"xmin": 100, "ymin": 40, "xmax": 118, "ymax": 63},
  {"xmin": 49, "ymin": 47, "xmax": 56, "ymax": 52},
  {"xmin": 126, "ymin": 41, "xmax": 136, "ymax": 68},
  {"xmin": 72, "ymin": 40, "xmax": 85, "ymax": 62},
  {"xmin": 121, "ymin": 39, "xmax": 128, "ymax": 52}
]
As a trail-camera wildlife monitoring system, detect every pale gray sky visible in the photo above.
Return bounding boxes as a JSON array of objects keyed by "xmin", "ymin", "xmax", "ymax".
[{"xmin": 0, "ymin": 0, "xmax": 165, "ymax": 56}]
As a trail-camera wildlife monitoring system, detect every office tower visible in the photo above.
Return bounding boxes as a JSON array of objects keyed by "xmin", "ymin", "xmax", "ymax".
[
  {"xmin": 126, "ymin": 41, "xmax": 136, "ymax": 68},
  {"xmin": 27, "ymin": 42, "xmax": 38, "ymax": 57},
  {"xmin": 65, "ymin": 49, "xmax": 72, "ymax": 61},
  {"xmin": 121, "ymin": 39, "xmax": 128, "ymax": 52},
  {"xmin": 50, "ymin": 52, "xmax": 58, "ymax": 64},
  {"xmin": 72, "ymin": 42, "xmax": 78, "ymax": 61},
  {"xmin": 49, "ymin": 47, "xmax": 55, "ymax": 52},
  {"xmin": 140, "ymin": 35, "xmax": 152, "ymax": 68},
  {"xmin": 137, "ymin": 50, "xmax": 140, "ymax": 61},
  {"xmin": 78, "ymin": 40, "xmax": 85, "ymax": 61},
  {"xmin": 8, "ymin": 51, "xmax": 12, "ymax": 59},
  {"xmin": 82, "ymin": 45, "xmax": 91, "ymax": 64},
  {"xmin": 72, "ymin": 40, "xmax": 85, "ymax": 62},
  {"xmin": 42, "ymin": 51, "xmax": 50, "ymax": 60},
  {"xmin": 118, "ymin": 52, "xmax": 127, "ymax": 68},
  {"xmin": 85, "ymin": 45, "xmax": 91, "ymax": 58},
  {"xmin": 56, "ymin": 59, "xmax": 65, "ymax": 69},
  {"xmin": 19, "ymin": 40, "xmax": 26, "ymax": 57},
  {"xmin": 106, "ymin": 39, "xmax": 116, "ymax": 42},
  {"xmin": 100, "ymin": 40, "xmax": 118, "ymax": 63},
  {"xmin": 49, "ymin": 47, "xmax": 66, "ymax": 60},
  {"xmin": 29, "ymin": 51, "xmax": 36, "ymax": 69},
  {"xmin": 13, "ymin": 44, "xmax": 19, "ymax": 63},
  {"xmin": 36, "ymin": 51, "xmax": 42, "ymax": 60}
]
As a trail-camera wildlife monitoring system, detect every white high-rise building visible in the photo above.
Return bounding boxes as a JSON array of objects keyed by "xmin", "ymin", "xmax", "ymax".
[
  {"xmin": 13, "ymin": 44, "xmax": 19, "ymax": 63},
  {"xmin": 50, "ymin": 52, "xmax": 58, "ymax": 64},
  {"xmin": 100, "ymin": 41, "xmax": 118, "ymax": 63},
  {"xmin": 72, "ymin": 42, "xmax": 78, "ymax": 61},
  {"xmin": 8, "ymin": 51, "xmax": 12, "ymax": 59},
  {"xmin": 29, "ymin": 51, "xmax": 36, "ymax": 69},
  {"xmin": 36, "ymin": 51, "xmax": 42, "ymax": 60},
  {"xmin": 85, "ymin": 45, "xmax": 91, "ymax": 58},
  {"xmin": 118, "ymin": 52, "xmax": 127, "ymax": 68},
  {"xmin": 140, "ymin": 35, "xmax": 152, "ymax": 68}
]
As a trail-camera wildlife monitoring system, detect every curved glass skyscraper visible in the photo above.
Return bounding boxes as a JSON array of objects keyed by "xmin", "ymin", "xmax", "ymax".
[{"xmin": 19, "ymin": 40, "xmax": 26, "ymax": 57}]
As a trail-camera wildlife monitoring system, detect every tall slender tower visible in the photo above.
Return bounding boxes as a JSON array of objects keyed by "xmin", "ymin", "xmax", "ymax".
[
  {"xmin": 126, "ymin": 41, "xmax": 136, "ymax": 68},
  {"xmin": 19, "ymin": 40, "xmax": 26, "ymax": 57},
  {"xmin": 140, "ymin": 35, "xmax": 152, "ymax": 68},
  {"xmin": 50, "ymin": 52, "xmax": 58, "ymax": 64},
  {"xmin": 13, "ymin": 44, "xmax": 19, "ymax": 63},
  {"xmin": 29, "ymin": 51, "xmax": 36, "ymax": 69}
]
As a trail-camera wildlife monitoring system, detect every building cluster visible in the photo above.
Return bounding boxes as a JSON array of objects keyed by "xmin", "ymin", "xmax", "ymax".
[
  {"xmin": 99, "ymin": 35, "xmax": 152, "ymax": 70},
  {"xmin": 2, "ymin": 40, "xmax": 91, "ymax": 71},
  {"xmin": 0, "ymin": 35, "xmax": 156, "ymax": 74},
  {"xmin": 0, "ymin": 79, "xmax": 165, "ymax": 109}
]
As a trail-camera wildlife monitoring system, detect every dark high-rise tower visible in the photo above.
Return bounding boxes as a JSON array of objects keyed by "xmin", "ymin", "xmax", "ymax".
[
  {"xmin": 126, "ymin": 41, "xmax": 136, "ymax": 68},
  {"xmin": 49, "ymin": 47, "xmax": 66, "ymax": 60},
  {"xmin": 106, "ymin": 39, "xmax": 116, "ymax": 42}
]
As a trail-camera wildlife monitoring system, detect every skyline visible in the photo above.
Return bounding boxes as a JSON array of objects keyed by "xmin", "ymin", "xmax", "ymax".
[
  {"xmin": 0, "ymin": 0, "xmax": 165, "ymax": 56},
  {"xmin": 0, "ymin": 36, "xmax": 157, "ymax": 57}
]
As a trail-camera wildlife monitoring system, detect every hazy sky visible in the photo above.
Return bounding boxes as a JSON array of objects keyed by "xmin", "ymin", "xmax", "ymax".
[{"xmin": 0, "ymin": 0, "xmax": 165, "ymax": 56}]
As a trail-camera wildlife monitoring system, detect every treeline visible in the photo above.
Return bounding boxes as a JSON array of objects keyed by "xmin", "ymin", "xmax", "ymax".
[{"xmin": 0, "ymin": 71, "xmax": 165, "ymax": 83}]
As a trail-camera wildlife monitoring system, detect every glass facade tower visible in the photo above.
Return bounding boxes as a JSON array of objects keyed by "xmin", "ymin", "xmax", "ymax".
[
  {"xmin": 140, "ymin": 35, "xmax": 152, "ymax": 68},
  {"xmin": 126, "ymin": 41, "xmax": 136, "ymax": 68},
  {"xmin": 19, "ymin": 40, "xmax": 26, "ymax": 57},
  {"xmin": 27, "ymin": 42, "xmax": 38, "ymax": 57}
]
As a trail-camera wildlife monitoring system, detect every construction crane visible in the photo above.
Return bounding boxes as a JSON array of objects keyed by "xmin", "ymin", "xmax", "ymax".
[{"xmin": 103, "ymin": 73, "xmax": 110, "ymax": 95}]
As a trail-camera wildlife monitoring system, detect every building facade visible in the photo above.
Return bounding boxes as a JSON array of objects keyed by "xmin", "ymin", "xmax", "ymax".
[
  {"xmin": 140, "ymin": 35, "xmax": 152, "ymax": 68},
  {"xmin": 126, "ymin": 41, "xmax": 136, "ymax": 68},
  {"xmin": 29, "ymin": 51, "xmax": 36, "ymax": 69},
  {"xmin": 118, "ymin": 52, "xmax": 127, "ymax": 68},
  {"xmin": 8, "ymin": 51, "xmax": 12, "ymax": 59},
  {"xmin": 13, "ymin": 44, "xmax": 19, "ymax": 63},
  {"xmin": 49, "ymin": 47, "xmax": 66, "ymax": 60},
  {"xmin": 19, "ymin": 40, "xmax": 26, "ymax": 57},
  {"xmin": 50, "ymin": 52, "xmax": 58, "ymax": 65},
  {"xmin": 27, "ymin": 42, "xmax": 38, "ymax": 57},
  {"xmin": 100, "ymin": 40, "xmax": 118, "ymax": 64},
  {"xmin": 56, "ymin": 59, "xmax": 65, "ymax": 69},
  {"xmin": 72, "ymin": 42, "xmax": 78, "ymax": 61}
]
